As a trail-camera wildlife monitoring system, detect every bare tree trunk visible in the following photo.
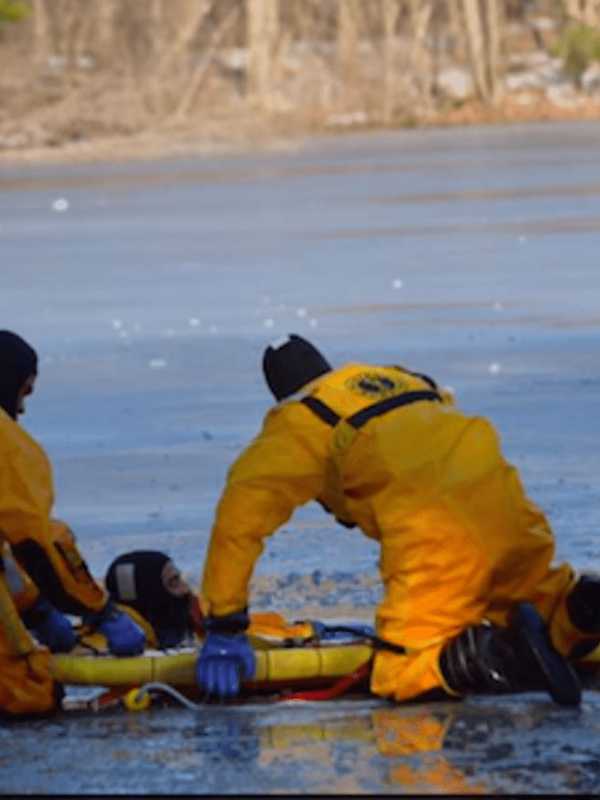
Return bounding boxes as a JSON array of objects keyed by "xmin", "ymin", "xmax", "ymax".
[
  {"xmin": 154, "ymin": 1, "xmax": 210, "ymax": 82},
  {"xmin": 562, "ymin": 0, "xmax": 600, "ymax": 24},
  {"xmin": 409, "ymin": 0, "xmax": 433, "ymax": 109},
  {"xmin": 486, "ymin": 0, "xmax": 504, "ymax": 104},
  {"xmin": 151, "ymin": 0, "xmax": 164, "ymax": 58},
  {"xmin": 97, "ymin": 0, "xmax": 116, "ymax": 57},
  {"xmin": 447, "ymin": 0, "xmax": 462, "ymax": 50},
  {"xmin": 582, "ymin": 0, "xmax": 600, "ymax": 25},
  {"xmin": 247, "ymin": 0, "xmax": 280, "ymax": 109},
  {"xmin": 32, "ymin": 0, "xmax": 50, "ymax": 67},
  {"xmin": 460, "ymin": 0, "xmax": 504, "ymax": 105},
  {"xmin": 563, "ymin": 0, "xmax": 579, "ymax": 20},
  {"xmin": 382, "ymin": 0, "xmax": 400, "ymax": 123},
  {"xmin": 172, "ymin": 3, "xmax": 241, "ymax": 121},
  {"xmin": 337, "ymin": 0, "xmax": 360, "ymax": 84},
  {"xmin": 461, "ymin": 0, "xmax": 488, "ymax": 101}
]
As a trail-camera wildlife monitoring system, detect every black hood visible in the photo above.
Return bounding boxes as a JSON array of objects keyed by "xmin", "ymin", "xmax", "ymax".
[
  {"xmin": 105, "ymin": 550, "xmax": 192, "ymax": 649},
  {"xmin": 262, "ymin": 334, "xmax": 331, "ymax": 401},
  {"xmin": 0, "ymin": 330, "xmax": 38, "ymax": 420}
]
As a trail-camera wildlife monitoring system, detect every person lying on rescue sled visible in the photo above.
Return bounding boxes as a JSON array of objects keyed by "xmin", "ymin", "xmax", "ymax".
[
  {"xmin": 196, "ymin": 334, "xmax": 600, "ymax": 706},
  {"xmin": 104, "ymin": 549, "xmax": 345, "ymax": 650},
  {"xmin": 0, "ymin": 330, "xmax": 145, "ymax": 718}
]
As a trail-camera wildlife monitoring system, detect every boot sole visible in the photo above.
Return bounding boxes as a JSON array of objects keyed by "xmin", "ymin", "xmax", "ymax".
[{"xmin": 512, "ymin": 602, "xmax": 581, "ymax": 707}]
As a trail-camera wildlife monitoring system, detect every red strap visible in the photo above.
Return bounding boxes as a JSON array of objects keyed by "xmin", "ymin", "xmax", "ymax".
[{"xmin": 278, "ymin": 660, "xmax": 371, "ymax": 702}]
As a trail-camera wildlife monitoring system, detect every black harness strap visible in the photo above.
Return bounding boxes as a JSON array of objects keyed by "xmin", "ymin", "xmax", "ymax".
[
  {"xmin": 346, "ymin": 390, "xmax": 441, "ymax": 429},
  {"xmin": 390, "ymin": 365, "xmax": 439, "ymax": 392},
  {"xmin": 301, "ymin": 396, "xmax": 341, "ymax": 427},
  {"xmin": 301, "ymin": 389, "xmax": 442, "ymax": 430}
]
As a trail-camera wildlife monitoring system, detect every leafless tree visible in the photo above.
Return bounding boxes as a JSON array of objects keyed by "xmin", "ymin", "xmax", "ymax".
[
  {"xmin": 461, "ymin": 0, "xmax": 505, "ymax": 104},
  {"xmin": 247, "ymin": 0, "xmax": 280, "ymax": 108}
]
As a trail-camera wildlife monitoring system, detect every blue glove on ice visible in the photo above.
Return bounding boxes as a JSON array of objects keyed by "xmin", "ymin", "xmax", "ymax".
[
  {"xmin": 23, "ymin": 597, "xmax": 77, "ymax": 653},
  {"xmin": 85, "ymin": 602, "xmax": 146, "ymax": 656},
  {"xmin": 197, "ymin": 631, "xmax": 256, "ymax": 699}
]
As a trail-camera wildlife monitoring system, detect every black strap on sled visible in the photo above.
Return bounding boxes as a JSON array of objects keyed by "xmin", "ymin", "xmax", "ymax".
[{"xmin": 318, "ymin": 625, "xmax": 407, "ymax": 655}]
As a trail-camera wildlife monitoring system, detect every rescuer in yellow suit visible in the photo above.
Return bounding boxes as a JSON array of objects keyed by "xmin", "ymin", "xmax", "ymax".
[
  {"xmin": 196, "ymin": 334, "xmax": 600, "ymax": 705},
  {"xmin": 0, "ymin": 330, "xmax": 145, "ymax": 718}
]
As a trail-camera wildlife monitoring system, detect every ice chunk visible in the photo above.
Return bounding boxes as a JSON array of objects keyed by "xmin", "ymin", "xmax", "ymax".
[{"xmin": 52, "ymin": 198, "xmax": 69, "ymax": 213}]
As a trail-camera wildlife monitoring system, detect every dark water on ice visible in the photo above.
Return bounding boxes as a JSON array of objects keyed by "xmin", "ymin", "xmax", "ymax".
[{"xmin": 1, "ymin": 120, "xmax": 600, "ymax": 794}]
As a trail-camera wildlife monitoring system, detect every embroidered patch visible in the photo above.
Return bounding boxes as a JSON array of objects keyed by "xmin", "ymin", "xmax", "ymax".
[{"xmin": 346, "ymin": 371, "xmax": 407, "ymax": 398}]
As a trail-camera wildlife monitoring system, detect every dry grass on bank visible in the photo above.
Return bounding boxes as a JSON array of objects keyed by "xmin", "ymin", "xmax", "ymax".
[
  {"xmin": 3, "ymin": 89, "xmax": 600, "ymax": 168},
  {"xmin": 2, "ymin": 0, "xmax": 600, "ymax": 166}
]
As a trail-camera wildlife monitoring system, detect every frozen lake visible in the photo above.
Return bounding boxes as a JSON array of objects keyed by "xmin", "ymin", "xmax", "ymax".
[{"xmin": 2, "ymin": 120, "xmax": 600, "ymax": 794}]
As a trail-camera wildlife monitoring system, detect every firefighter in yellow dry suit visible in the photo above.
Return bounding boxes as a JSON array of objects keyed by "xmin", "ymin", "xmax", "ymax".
[
  {"xmin": 196, "ymin": 334, "xmax": 600, "ymax": 705},
  {"xmin": 0, "ymin": 330, "xmax": 145, "ymax": 717}
]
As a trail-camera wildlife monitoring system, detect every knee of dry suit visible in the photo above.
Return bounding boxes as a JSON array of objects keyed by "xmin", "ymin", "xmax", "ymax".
[{"xmin": 0, "ymin": 648, "xmax": 63, "ymax": 719}]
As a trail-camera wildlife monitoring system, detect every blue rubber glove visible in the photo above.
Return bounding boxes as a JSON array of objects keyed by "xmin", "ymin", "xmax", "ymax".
[
  {"xmin": 197, "ymin": 632, "xmax": 256, "ymax": 699},
  {"xmin": 23, "ymin": 597, "xmax": 76, "ymax": 653},
  {"xmin": 85, "ymin": 602, "xmax": 146, "ymax": 656}
]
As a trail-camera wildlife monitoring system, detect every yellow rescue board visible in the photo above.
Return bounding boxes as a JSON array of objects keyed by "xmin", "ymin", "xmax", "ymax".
[
  {"xmin": 50, "ymin": 643, "xmax": 374, "ymax": 689},
  {"xmin": 49, "ymin": 639, "xmax": 600, "ymax": 691}
]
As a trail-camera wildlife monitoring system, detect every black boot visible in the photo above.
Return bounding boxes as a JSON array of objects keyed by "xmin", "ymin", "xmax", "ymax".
[
  {"xmin": 508, "ymin": 602, "xmax": 581, "ymax": 706},
  {"xmin": 566, "ymin": 574, "xmax": 600, "ymax": 659},
  {"xmin": 440, "ymin": 602, "xmax": 581, "ymax": 707},
  {"xmin": 440, "ymin": 622, "xmax": 518, "ymax": 695}
]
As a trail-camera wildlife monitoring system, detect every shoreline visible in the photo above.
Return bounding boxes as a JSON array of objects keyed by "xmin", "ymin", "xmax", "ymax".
[{"xmin": 2, "ymin": 94, "xmax": 600, "ymax": 169}]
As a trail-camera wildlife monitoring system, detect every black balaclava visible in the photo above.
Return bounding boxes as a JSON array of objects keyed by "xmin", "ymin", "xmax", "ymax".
[
  {"xmin": 0, "ymin": 330, "xmax": 38, "ymax": 420},
  {"xmin": 262, "ymin": 334, "xmax": 332, "ymax": 401},
  {"xmin": 105, "ymin": 550, "xmax": 192, "ymax": 649}
]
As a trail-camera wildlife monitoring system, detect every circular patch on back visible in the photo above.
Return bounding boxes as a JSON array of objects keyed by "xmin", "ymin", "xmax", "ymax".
[{"xmin": 345, "ymin": 371, "xmax": 407, "ymax": 398}]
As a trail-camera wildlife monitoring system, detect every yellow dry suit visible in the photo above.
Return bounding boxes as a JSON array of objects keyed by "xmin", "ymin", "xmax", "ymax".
[
  {"xmin": 202, "ymin": 362, "xmax": 586, "ymax": 702},
  {"xmin": 0, "ymin": 408, "xmax": 107, "ymax": 716}
]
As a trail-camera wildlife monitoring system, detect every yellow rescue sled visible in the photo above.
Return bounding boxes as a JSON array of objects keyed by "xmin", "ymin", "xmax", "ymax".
[
  {"xmin": 51, "ymin": 641, "xmax": 373, "ymax": 694},
  {"xmin": 48, "ymin": 634, "xmax": 600, "ymax": 707}
]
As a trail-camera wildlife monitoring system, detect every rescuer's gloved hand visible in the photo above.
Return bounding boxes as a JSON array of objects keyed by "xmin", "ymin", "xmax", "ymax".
[
  {"xmin": 196, "ymin": 611, "xmax": 256, "ymax": 699},
  {"xmin": 22, "ymin": 596, "xmax": 77, "ymax": 653},
  {"xmin": 84, "ymin": 601, "xmax": 146, "ymax": 656}
]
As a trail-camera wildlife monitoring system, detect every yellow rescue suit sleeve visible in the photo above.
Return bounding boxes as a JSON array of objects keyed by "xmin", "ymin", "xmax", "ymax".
[
  {"xmin": 0, "ymin": 411, "xmax": 106, "ymax": 616},
  {"xmin": 201, "ymin": 403, "xmax": 329, "ymax": 617},
  {"xmin": 0, "ymin": 541, "xmax": 40, "ymax": 613},
  {"xmin": 0, "ymin": 559, "xmax": 58, "ymax": 716}
]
